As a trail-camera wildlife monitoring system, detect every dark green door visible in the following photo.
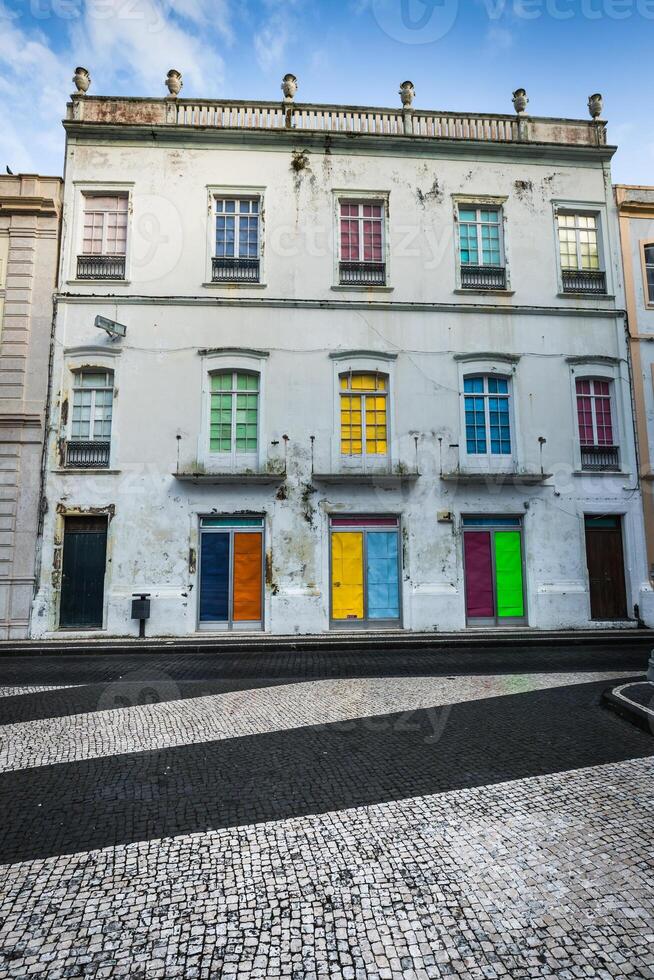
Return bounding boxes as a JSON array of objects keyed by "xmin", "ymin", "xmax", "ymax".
[{"xmin": 60, "ymin": 517, "xmax": 107, "ymax": 628}]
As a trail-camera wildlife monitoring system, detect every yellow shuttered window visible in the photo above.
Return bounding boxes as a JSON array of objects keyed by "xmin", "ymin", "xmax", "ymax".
[{"xmin": 340, "ymin": 372, "xmax": 388, "ymax": 456}]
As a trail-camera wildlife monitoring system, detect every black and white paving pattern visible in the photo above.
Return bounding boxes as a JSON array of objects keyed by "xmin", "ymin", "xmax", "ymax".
[{"xmin": 0, "ymin": 646, "xmax": 652, "ymax": 979}]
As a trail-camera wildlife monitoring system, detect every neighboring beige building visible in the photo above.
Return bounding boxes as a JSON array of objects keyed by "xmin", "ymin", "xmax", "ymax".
[
  {"xmin": 615, "ymin": 185, "xmax": 654, "ymax": 587},
  {"xmin": 0, "ymin": 175, "xmax": 62, "ymax": 638}
]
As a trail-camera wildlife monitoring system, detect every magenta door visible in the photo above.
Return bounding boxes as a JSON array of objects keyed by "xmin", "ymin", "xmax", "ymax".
[{"xmin": 464, "ymin": 531, "xmax": 494, "ymax": 619}]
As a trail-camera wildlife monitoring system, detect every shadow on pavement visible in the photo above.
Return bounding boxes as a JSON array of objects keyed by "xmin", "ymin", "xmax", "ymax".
[{"xmin": 0, "ymin": 678, "xmax": 651, "ymax": 864}]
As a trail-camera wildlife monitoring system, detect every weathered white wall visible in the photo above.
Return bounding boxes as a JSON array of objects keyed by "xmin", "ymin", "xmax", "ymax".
[{"xmin": 30, "ymin": 134, "xmax": 654, "ymax": 636}]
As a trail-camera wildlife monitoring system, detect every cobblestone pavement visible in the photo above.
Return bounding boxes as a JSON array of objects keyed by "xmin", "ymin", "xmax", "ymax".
[{"xmin": 0, "ymin": 646, "xmax": 653, "ymax": 979}]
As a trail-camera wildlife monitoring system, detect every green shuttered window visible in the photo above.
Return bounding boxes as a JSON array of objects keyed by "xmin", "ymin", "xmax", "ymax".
[{"xmin": 210, "ymin": 371, "xmax": 259, "ymax": 454}]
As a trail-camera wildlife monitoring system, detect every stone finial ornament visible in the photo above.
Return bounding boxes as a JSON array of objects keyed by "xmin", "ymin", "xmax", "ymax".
[
  {"xmin": 588, "ymin": 93, "xmax": 603, "ymax": 119},
  {"xmin": 72, "ymin": 67, "xmax": 91, "ymax": 95},
  {"xmin": 399, "ymin": 81, "xmax": 415, "ymax": 108},
  {"xmin": 165, "ymin": 69, "xmax": 183, "ymax": 97},
  {"xmin": 281, "ymin": 73, "xmax": 298, "ymax": 101},
  {"xmin": 512, "ymin": 88, "xmax": 528, "ymax": 114}
]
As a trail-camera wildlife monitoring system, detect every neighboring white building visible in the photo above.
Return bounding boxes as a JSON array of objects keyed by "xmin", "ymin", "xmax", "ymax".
[
  {"xmin": 30, "ymin": 78, "xmax": 654, "ymax": 637},
  {"xmin": 0, "ymin": 174, "xmax": 62, "ymax": 638}
]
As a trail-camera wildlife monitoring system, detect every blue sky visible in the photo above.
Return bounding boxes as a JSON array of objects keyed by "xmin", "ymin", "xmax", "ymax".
[{"xmin": 0, "ymin": 0, "xmax": 651, "ymax": 182}]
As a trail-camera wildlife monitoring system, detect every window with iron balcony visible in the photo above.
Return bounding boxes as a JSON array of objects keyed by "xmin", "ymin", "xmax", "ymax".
[
  {"xmin": 339, "ymin": 202, "xmax": 386, "ymax": 286},
  {"xmin": 458, "ymin": 206, "xmax": 506, "ymax": 290},
  {"xmin": 557, "ymin": 212, "xmax": 607, "ymax": 294},
  {"xmin": 212, "ymin": 198, "xmax": 261, "ymax": 283},
  {"xmin": 576, "ymin": 378, "xmax": 619, "ymax": 471},
  {"xmin": 77, "ymin": 194, "xmax": 127, "ymax": 280},
  {"xmin": 65, "ymin": 369, "xmax": 114, "ymax": 468}
]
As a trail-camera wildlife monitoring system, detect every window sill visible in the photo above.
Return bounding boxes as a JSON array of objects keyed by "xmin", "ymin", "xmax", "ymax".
[
  {"xmin": 454, "ymin": 288, "xmax": 515, "ymax": 297},
  {"xmin": 66, "ymin": 279, "xmax": 130, "ymax": 287},
  {"xmin": 557, "ymin": 291, "xmax": 615, "ymax": 301},
  {"xmin": 312, "ymin": 471, "xmax": 419, "ymax": 485},
  {"xmin": 173, "ymin": 471, "xmax": 284, "ymax": 485},
  {"xmin": 202, "ymin": 281, "xmax": 267, "ymax": 289},
  {"xmin": 573, "ymin": 469, "xmax": 630, "ymax": 477},
  {"xmin": 53, "ymin": 468, "xmax": 121, "ymax": 474},
  {"xmin": 442, "ymin": 470, "xmax": 551, "ymax": 485},
  {"xmin": 331, "ymin": 285, "xmax": 394, "ymax": 293}
]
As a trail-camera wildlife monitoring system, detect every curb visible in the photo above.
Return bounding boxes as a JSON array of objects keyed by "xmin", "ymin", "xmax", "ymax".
[
  {"xmin": 602, "ymin": 680, "xmax": 654, "ymax": 735},
  {"xmin": 1, "ymin": 628, "xmax": 653, "ymax": 657}
]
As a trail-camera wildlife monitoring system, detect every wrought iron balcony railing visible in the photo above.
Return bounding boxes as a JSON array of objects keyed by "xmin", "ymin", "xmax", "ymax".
[
  {"xmin": 580, "ymin": 444, "xmax": 620, "ymax": 471},
  {"xmin": 460, "ymin": 264, "xmax": 506, "ymax": 290},
  {"xmin": 65, "ymin": 440, "xmax": 111, "ymax": 468},
  {"xmin": 562, "ymin": 269, "xmax": 606, "ymax": 294},
  {"xmin": 211, "ymin": 257, "xmax": 260, "ymax": 282},
  {"xmin": 339, "ymin": 261, "xmax": 386, "ymax": 286},
  {"xmin": 77, "ymin": 254, "xmax": 126, "ymax": 280}
]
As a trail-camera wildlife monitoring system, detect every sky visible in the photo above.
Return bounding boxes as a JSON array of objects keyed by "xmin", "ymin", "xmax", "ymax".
[{"xmin": 0, "ymin": 0, "xmax": 652, "ymax": 183}]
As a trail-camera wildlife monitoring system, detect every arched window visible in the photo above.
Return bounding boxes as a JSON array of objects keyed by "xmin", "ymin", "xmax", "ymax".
[
  {"xmin": 67, "ymin": 368, "xmax": 114, "ymax": 468},
  {"xmin": 339, "ymin": 371, "xmax": 388, "ymax": 457},
  {"xmin": 575, "ymin": 377, "xmax": 619, "ymax": 470},
  {"xmin": 464, "ymin": 375, "xmax": 511, "ymax": 456},
  {"xmin": 71, "ymin": 369, "xmax": 114, "ymax": 442},
  {"xmin": 210, "ymin": 370, "xmax": 259, "ymax": 455}
]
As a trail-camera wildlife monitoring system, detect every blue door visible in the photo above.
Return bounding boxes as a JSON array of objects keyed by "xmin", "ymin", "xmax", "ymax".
[
  {"xmin": 366, "ymin": 531, "xmax": 400, "ymax": 620},
  {"xmin": 199, "ymin": 532, "xmax": 230, "ymax": 622}
]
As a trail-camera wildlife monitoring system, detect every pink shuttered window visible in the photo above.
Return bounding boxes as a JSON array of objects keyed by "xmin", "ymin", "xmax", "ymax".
[
  {"xmin": 340, "ymin": 202, "xmax": 383, "ymax": 262},
  {"xmin": 82, "ymin": 195, "xmax": 128, "ymax": 256},
  {"xmin": 576, "ymin": 378, "xmax": 613, "ymax": 446}
]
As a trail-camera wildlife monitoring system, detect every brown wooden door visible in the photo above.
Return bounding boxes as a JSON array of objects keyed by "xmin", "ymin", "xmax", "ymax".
[{"xmin": 585, "ymin": 517, "xmax": 628, "ymax": 620}]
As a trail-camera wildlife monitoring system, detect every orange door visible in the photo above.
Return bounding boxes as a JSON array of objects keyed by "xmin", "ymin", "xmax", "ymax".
[{"xmin": 232, "ymin": 532, "xmax": 262, "ymax": 622}]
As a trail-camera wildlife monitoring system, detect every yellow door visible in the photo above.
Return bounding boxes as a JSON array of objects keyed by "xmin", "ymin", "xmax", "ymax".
[{"xmin": 331, "ymin": 531, "xmax": 364, "ymax": 620}]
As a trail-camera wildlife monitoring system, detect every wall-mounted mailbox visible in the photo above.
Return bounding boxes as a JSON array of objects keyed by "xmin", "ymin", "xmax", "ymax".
[{"xmin": 131, "ymin": 595, "xmax": 151, "ymax": 620}]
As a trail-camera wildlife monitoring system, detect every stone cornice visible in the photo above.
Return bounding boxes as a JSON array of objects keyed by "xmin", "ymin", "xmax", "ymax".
[
  {"xmin": 0, "ymin": 196, "xmax": 60, "ymax": 217},
  {"xmin": 55, "ymin": 292, "xmax": 625, "ymax": 319},
  {"xmin": 63, "ymin": 124, "xmax": 616, "ymax": 166}
]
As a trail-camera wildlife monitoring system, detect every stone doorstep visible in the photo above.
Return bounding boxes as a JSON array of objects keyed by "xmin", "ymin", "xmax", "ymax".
[
  {"xmin": 602, "ymin": 680, "xmax": 654, "ymax": 735},
  {"xmin": 0, "ymin": 626, "xmax": 653, "ymax": 657}
]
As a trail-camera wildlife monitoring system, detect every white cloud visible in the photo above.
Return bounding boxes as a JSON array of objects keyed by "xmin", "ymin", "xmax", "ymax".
[
  {"xmin": 253, "ymin": 0, "xmax": 304, "ymax": 72},
  {"xmin": 0, "ymin": 0, "xmax": 233, "ymax": 174}
]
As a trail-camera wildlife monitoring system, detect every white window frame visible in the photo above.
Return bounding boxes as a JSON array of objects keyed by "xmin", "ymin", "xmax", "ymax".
[
  {"xmin": 332, "ymin": 190, "xmax": 391, "ymax": 290},
  {"xmin": 566, "ymin": 359, "xmax": 625, "ymax": 473},
  {"xmin": 62, "ymin": 347, "xmax": 121, "ymax": 471},
  {"xmin": 204, "ymin": 186, "xmax": 265, "ymax": 288},
  {"xmin": 552, "ymin": 201, "xmax": 612, "ymax": 296},
  {"xmin": 208, "ymin": 368, "xmax": 260, "ymax": 460},
  {"xmin": 455, "ymin": 355, "xmax": 520, "ymax": 473},
  {"xmin": 640, "ymin": 240, "xmax": 654, "ymax": 307},
  {"xmin": 81, "ymin": 195, "xmax": 128, "ymax": 257},
  {"xmin": 70, "ymin": 369, "xmax": 114, "ymax": 442},
  {"xmin": 199, "ymin": 349, "xmax": 269, "ymax": 471},
  {"xmin": 69, "ymin": 182, "xmax": 133, "ymax": 284},
  {"xmin": 329, "ymin": 351, "xmax": 397, "ymax": 472},
  {"xmin": 575, "ymin": 377, "xmax": 617, "ymax": 448},
  {"xmin": 458, "ymin": 205, "xmax": 504, "ymax": 267},
  {"xmin": 452, "ymin": 195, "xmax": 511, "ymax": 292}
]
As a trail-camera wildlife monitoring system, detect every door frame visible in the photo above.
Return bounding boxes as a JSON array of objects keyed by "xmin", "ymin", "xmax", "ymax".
[
  {"xmin": 462, "ymin": 514, "xmax": 528, "ymax": 627},
  {"xmin": 58, "ymin": 513, "xmax": 109, "ymax": 631},
  {"xmin": 196, "ymin": 515, "xmax": 265, "ymax": 632},
  {"xmin": 583, "ymin": 511, "xmax": 630, "ymax": 621},
  {"xmin": 55, "ymin": 508, "xmax": 112, "ymax": 631},
  {"xmin": 328, "ymin": 514, "xmax": 403, "ymax": 630}
]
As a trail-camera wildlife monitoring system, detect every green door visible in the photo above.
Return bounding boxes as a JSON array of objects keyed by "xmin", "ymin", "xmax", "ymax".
[{"xmin": 60, "ymin": 517, "xmax": 107, "ymax": 628}]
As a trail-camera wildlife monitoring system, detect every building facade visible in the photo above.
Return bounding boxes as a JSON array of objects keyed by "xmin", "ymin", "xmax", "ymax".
[
  {"xmin": 30, "ymin": 81, "xmax": 654, "ymax": 637},
  {"xmin": 0, "ymin": 174, "xmax": 62, "ymax": 638},
  {"xmin": 615, "ymin": 185, "xmax": 654, "ymax": 584}
]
